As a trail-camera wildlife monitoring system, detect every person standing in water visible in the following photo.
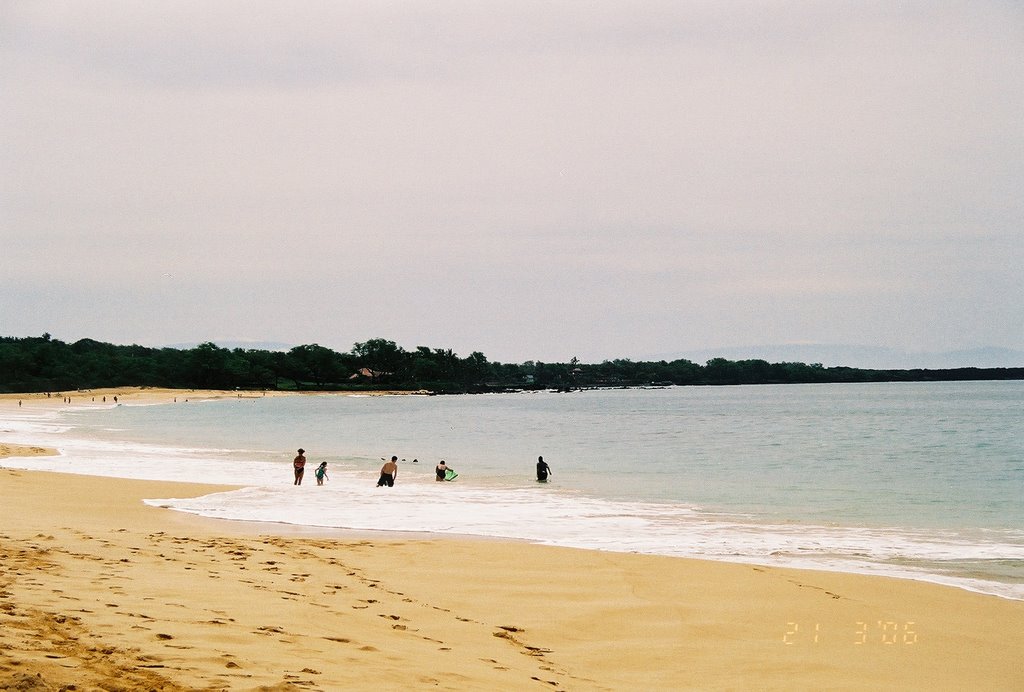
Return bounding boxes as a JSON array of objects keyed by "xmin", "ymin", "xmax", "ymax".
[
  {"xmin": 315, "ymin": 461, "xmax": 329, "ymax": 486},
  {"xmin": 293, "ymin": 448, "xmax": 307, "ymax": 485},
  {"xmin": 377, "ymin": 456, "xmax": 398, "ymax": 487},
  {"xmin": 435, "ymin": 460, "xmax": 449, "ymax": 481},
  {"xmin": 536, "ymin": 455, "xmax": 551, "ymax": 482}
]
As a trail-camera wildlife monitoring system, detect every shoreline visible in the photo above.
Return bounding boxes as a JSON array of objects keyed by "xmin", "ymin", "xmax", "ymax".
[
  {"xmin": 2, "ymin": 389, "xmax": 1023, "ymax": 604},
  {"xmin": 1, "ymin": 467, "xmax": 1022, "ymax": 689},
  {"xmin": 0, "ymin": 385, "xmax": 422, "ymax": 407},
  {"xmin": 143, "ymin": 502, "xmax": 1024, "ymax": 603}
]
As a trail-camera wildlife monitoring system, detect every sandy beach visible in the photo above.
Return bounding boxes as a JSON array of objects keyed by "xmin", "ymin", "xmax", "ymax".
[
  {"xmin": 2, "ymin": 390, "xmax": 1023, "ymax": 690},
  {"xmin": 0, "ymin": 475, "xmax": 1021, "ymax": 690},
  {"xmin": 0, "ymin": 386, "xmax": 423, "ymax": 409}
]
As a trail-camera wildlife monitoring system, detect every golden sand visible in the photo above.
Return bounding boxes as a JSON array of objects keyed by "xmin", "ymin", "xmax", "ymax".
[
  {"xmin": 0, "ymin": 386, "xmax": 423, "ymax": 410},
  {"xmin": 0, "ymin": 444, "xmax": 57, "ymax": 460},
  {"xmin": 0, "ymin": 468, "xmax": 1021, "ymax": 691},
  {"xmin": 0, "ymin": 386, "xmax": 296, "ymax": 408}
]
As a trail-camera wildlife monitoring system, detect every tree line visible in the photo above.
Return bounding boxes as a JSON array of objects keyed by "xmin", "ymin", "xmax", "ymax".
[{"xmin": 1, "ymin": 333, "xmax": 1022, "ymax": 394}]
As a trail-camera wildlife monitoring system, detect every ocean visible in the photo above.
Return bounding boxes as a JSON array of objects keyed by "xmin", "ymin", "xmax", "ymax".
[{"xmin": 4, "ymin": 381, "xmax": 1023, "ymax": 599}]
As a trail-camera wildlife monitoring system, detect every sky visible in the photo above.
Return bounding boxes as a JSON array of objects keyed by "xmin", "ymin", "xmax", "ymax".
[{"xmin": 3, "ymin": 1, "xmax": 1023, "ymax": 365}]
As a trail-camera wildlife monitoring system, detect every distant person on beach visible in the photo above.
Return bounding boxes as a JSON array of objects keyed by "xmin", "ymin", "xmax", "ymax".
[
  {"xmin": 435, "ymin": 460, "xmax": 448, "ymax": 481},
  {"xmin": 293, "ymin": 448, "xmax": 307, "ymax": 485},
  {"xmin": 315, "ymin": 461, "xmax": 329, "ymax": 486},
  {"xmin": 377, "ymin": 456, "xmax": 398, "ymax": 487},
  {"xmin": 536, "ymin": 456, "xmax": 551, "ymax": 482}
]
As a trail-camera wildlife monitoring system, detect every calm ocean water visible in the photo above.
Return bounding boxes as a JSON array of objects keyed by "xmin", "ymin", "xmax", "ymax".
[{"xmin": 5, "ymin": 382, "xmax": 1023, "ymax": 599}]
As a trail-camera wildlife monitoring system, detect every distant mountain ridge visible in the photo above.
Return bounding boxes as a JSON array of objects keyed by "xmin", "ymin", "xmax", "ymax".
[{"xmin": 650, "ymin": 345, "xmax": 1024, "ymax": 370}]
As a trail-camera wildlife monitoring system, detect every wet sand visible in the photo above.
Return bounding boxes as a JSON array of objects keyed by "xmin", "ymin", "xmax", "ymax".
[{"xmin": 0, "ymin": 466, "xmax": 1022, "ymax": 690}]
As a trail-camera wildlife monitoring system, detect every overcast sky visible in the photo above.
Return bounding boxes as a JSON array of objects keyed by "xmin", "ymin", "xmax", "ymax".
[{"xmin": 3, "ymin": 1, "xmax": 1022, "ymax": 363}]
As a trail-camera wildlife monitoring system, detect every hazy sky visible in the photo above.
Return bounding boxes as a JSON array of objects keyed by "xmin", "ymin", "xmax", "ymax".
[{"xmin": 3, "ymin": 1, "xmax": 1022, "ymax": 363}]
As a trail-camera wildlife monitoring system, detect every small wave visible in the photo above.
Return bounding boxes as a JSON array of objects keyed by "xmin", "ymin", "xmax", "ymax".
[{"xmin": 141, "ymin": 481, "xmax": 1024, "ymax": 601}]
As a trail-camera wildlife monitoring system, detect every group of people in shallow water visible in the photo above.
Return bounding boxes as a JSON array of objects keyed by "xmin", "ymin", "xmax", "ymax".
[{"xmin": 290, "ymin": 449, "xmax": 553, "ymax": 486}]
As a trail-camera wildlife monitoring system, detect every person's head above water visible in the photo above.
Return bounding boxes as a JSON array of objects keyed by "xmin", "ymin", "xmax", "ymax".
[
  {"xmin": 298, "ymin": 448, "xmax": 305, "ymax": 454},
  {"xmin": 391, "ymin": 456, "xmax": 398, "ymax": 461}
]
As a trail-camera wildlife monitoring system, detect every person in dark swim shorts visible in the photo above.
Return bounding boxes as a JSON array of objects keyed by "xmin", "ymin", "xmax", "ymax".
[
  {"xmin": 377, "ymin": 456, "xmax": 398, "ymax": 487},
  {"xmin": 536, "ymin": 455, "xmax": 551, "ymax": 482},
  {"xmin": 293, "ymin": 448, "xmax": 307, "ymax": 485}
]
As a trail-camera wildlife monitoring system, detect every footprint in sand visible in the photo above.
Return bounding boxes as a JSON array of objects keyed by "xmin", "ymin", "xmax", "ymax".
[{"xmin": 530, "ymin": 676, "xmax": 559, "ymax": 687}]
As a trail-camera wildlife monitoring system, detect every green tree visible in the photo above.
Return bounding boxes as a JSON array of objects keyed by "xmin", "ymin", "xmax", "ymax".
[
  {"xmin": 704, "ymin": 357, "xmax": 740, "ymax": 384},
  {"xmin": 287, "ymin": 344, "xmax": 341, "ymax": 388},
  {"xmin": 189, "ymin": 342, "xmax": 232, "ymax": 388},
  {"xmin": 244, "ymin": 349, "xmax": 285, "ymax": 389},
  {"xmin": 351, "ymin": 338, "xmax": 409, "ymax": 384},
  {"xmin": 461, "ymin": 351, "xmax": 492, "ymax": 387}
]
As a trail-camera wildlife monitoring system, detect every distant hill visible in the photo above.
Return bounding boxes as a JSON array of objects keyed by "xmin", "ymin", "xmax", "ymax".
[{"xmin": 650, "ymin": 345, "xmax": 1024, "ymax": 370}]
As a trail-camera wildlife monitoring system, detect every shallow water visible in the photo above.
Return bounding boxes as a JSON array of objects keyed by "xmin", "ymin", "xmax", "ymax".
[{"xmin": 5, "ymin": 381, "xmax": 1023, "ymax": 599}]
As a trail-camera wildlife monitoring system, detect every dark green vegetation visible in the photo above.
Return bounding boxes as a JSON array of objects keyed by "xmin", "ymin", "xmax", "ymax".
[{"xmin": 2, "ymin": 334, "xmax": 1022, "ymax": 394}]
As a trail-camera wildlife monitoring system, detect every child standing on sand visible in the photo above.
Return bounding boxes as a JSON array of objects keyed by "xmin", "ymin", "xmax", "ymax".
[{"xmin": 315, "ymin": 462, "xmax": 329, "ymax": 486}]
